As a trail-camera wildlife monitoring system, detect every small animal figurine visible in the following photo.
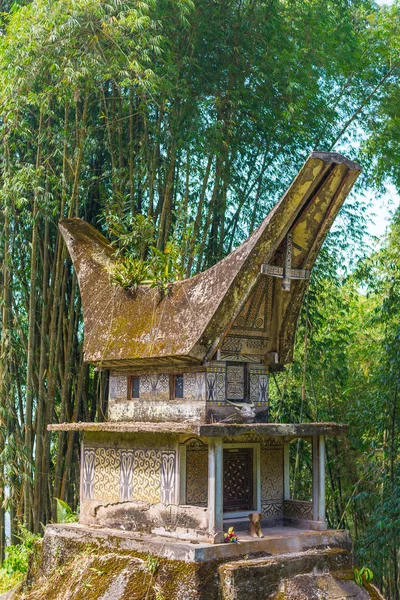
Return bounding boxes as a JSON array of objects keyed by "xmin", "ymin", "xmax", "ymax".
[{"xmin": 248, "ymin": 512, "xmax": 264, "ymax": 538}]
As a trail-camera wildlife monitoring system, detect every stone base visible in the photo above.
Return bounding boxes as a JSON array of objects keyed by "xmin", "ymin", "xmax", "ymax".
[
  {"xmin": 13, "ymin": 524, "xmax": 386, "ymax": 600},
  {"xmin": 42, "ymin": 523, "xmax": 352, "ymax": 564}
]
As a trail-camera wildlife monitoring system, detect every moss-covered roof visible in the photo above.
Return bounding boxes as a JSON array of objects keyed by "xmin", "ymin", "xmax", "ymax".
[{"xmin": 59, "ymin": 152, "xmax": 361, "ymax": 368}]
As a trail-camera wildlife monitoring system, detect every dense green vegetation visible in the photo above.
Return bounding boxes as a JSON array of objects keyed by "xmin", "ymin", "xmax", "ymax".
[{"xmin": 1, "ymin": 0, "xmax": 400, "ymax": 597}]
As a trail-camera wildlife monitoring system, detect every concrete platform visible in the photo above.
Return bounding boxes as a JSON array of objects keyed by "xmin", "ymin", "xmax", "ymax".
[{"xmin": 44, "ymin": 523, "xmax": 352, "ymax": 563}]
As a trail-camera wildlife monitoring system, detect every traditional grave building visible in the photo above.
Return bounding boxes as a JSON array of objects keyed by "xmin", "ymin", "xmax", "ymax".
[{"xmin": 50, "ymin": 151, "xmax": 361, "ymax": 545}]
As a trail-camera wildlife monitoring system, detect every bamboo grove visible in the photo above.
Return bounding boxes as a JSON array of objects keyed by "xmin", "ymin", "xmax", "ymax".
[{"xmin": 1, "ymin": 0, "xmax": 400, "ymax": 597}]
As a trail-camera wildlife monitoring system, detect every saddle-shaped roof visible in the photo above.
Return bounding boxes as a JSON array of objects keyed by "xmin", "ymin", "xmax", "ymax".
[{"xmin": 60, "ymin": 151, "xmax": 361, "ymax": 370}]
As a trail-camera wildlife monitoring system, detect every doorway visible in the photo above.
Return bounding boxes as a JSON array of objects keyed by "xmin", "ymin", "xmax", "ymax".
[{"xmin": 223, "ymin": 447, "xmax": 254, "ymax": 512}]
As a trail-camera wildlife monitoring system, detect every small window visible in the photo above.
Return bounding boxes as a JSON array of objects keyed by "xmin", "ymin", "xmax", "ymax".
[
  {"xmin": 174, "ymin": 375, "xmax": 184, "ymax": 399},
  {"xmin": 131, "ymin": 376, "xmax": 140, "ymax": 398}
]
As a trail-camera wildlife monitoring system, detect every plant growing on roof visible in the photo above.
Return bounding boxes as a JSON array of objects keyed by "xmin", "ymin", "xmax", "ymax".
[{"xmin": 107, "ymin": 213, "xmax": 183, "ymax": 295}]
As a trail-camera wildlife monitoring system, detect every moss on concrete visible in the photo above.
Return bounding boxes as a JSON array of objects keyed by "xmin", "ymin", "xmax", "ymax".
[{"xmin": 16, "ymin": 532, "xmax": 222, "ymax": 600}]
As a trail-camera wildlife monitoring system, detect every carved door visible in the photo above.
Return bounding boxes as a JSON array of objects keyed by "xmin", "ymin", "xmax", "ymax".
[{"xmin": 223, "ymin": 448, "xmax": 254, "ymax": 512}]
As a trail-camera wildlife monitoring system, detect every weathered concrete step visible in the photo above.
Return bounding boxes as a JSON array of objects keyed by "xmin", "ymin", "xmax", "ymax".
[
  {"xmin": 271, "ymin": 572, "xmax": 386, "ymax": 600},
  {"xmin": 219, "ymin": 547, "xmax": 353, "ymax": 599}
]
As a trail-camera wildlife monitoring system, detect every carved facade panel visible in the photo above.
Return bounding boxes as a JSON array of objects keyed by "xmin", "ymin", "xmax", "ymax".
[
  {"xmin": 262, "ymin": 502, "xmax": 284, "ymax": 518},
  {"xmin": 226, "ymin": 365, "xmax": 245, "ymax": 400},
  {"xmin": 140, "ymin": 374, "xmax": 169, "ymax": 400},
  {"xmin": 221, "ymin": 277, "xmax": 273, "ymax": 359},
  {"xmin": 120, "ymin": 450, "xmax": 134, "ymax": 502},
  {"xmin": 82, "ymin": 448, "xmax": 95, "ymax": 500},
  {"xmin": 131, "ymin": 449, "xmax": 162, "ymax": 504},
  {"xmin": 93, "ymin": 447, "xmax": 121, "ymax": 502},
  {"xmin": 249, "ymin": 372, "xmax": 259, "ymax": 403},
  {"xmin": 206, "ymin": 372, "xmax": 216, "ymax": 402},
  {"xmin": 259, "ymin": 374, "xmax": 269, "ymax": 404},
  {"xmin": 284, "ymin": 500, "xmax": 313, "ymax": 520},
  {"xmin": 161, "ymin": 451, "xmax": 176, "ymax": 504},
  {"xmin": 183, "ymin": 373, "xmax": 206, "ymax": 401},
  {"xmin": 109, "ymin": 375, "xmax": 128, "ymax": 400},
  {"xmin": 186, "ymin": 440, "xmax": 208, "ymax": 506},
  {"xmin": 223, "ymin": 448, "xmax": 253, "ymax": 511},
  {"xmin": 206, "ymin": 365, "xmax": 226, "ymax": 404},
  {"xmin": 261, "ymin": 445, "xmax": 284, "ymax": 511}
]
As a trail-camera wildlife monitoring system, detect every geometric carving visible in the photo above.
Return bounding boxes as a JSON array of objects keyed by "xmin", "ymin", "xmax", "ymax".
[
  {"xmin": 120, "ymin": 450, "xmax": 134, "ymax": 501},
  {"xmin": 216, "ymin": 370, "xmax": 225, "ymax": 402},
  {"xmin": 262, "ymin": 502, "xmax": 284, "ymax": 518},
  {"xmin": 221, "ymin": 276, "xmax": 273, "ymax": 359},
  {"xmin": 109, "ymin": 375, "xmax": 128, "ymax": 400},
  {"xmin": 140, "ymin": 374, "xmax": 169, "ymax": 399},
  {"xmin": 261, "ymin": 445, "xmax": 283, "ymax": 510},
  {"xmin": 206, "ymin": 372, "xmax": 216, "ymax": 402},
  {"xmin": 183, "ymin": 373, "xmax": 206, "ymax": 401},
  {"xmin": 284, "ymin": 499, "xmax": 313, "ymax": 520},
  {"xmin": 93, "ymin": 447, "xmax": 121, "ymax": 502},
  {"xmin": 226, "ymin": 365, "xmax": 245, "ymax": 400},
  {"xmin": 206, "ymin": 364, "xmax": 226, "ymax": 404},
  {"xmin": 223, "ymin": 448, "xmax": 253, "ymax": 511},
  {"xmin": 131, "ymin": 449, "xmax": 162, "ymax": 504},
  {"xmin": 82, "ymin": 448, "xmax": 95, "ymax": 500},
  {"xmin": 186, "ymin": 439, "xmax": 208, "ymax": 506},
  {"xmin": 221, "ymin": 337, "xmax": 242, "ymax": 353},
  {"xmin": 116, "ymin": 376, "xmax": 128, "ymax": 398},
  {"xmin": 249, "ymin": 372, "xmax": 259, "ymax": 403},
  {"xmin": 161, "ymin": 451, "xmax": 176, "ymax": 504},
  {"xmin": 259, "ymin": 374, "xmax": 268, "ymax": 404}
]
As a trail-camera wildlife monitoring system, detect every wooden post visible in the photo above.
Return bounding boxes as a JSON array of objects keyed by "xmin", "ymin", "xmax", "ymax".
[
  {"xmin": 208, "ymin": 438, "xmax": 224, "ymax": 543},
  {"xmin": 318, "ymin": 435, "xmax": 326, "ymax": 523},
  {"xmin": 283, "ymin": 441, "xmax": 290, "ymax": 500},
  {"xmin": 312, "ymin": 435, "xmax": 327, "ymax": 525},
  {"xmin": 312, "ymin": 435, "xmax": 319, "ymax": 522}
]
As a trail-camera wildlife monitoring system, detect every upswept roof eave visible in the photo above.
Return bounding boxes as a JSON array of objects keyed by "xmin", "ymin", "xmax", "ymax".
[{"xmin": 59, "ymin": 151, "xmax": 361, "ymax": 366}]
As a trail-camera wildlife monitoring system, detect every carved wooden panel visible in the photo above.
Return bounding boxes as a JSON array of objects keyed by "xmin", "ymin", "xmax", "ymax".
[
  {"xmin": 226, "ymin": 365, "xmax": 245, "ymax": 400},
  {"xmin": 120, "ymin": 450, "xmax": 134, "ymax": 502},
  {"xmin": 262, "ymin": 502, "xmax": 283, "ymax": 518},
  {"xmin": 109, "ymin": 375, "xmax": 128, "ymax": 400},
  {"xmin": 284, "ymin": 500, "xmax": 313, "ymax": 520},
  {"xmin": 131, "ymin": 449, "xmax": 162, "ymax": 504},
  {"xmin": 261, "ymin": 444, "xmax": 283, "ymax": 518},
  {"xmin": 206, "ymin": 365, "xmax": 226, "ymax": 404},
  {"xmin": 221, "ymin": 276, "xmax": 273, "ymax": 359},
  {"xmin": 93, "ymin": 447, "xmax": 121, "ymax": 502},
  {"xmin": 186, "ymin": 440, "xmax": 208, "ymax": 506},
  {"xmin": 184, "ymin": 373, "xmax": 206, "ymax": 401},
  {"xmin": 161, "ymin": 451, "xmax": 176, "ymax": 504},
  {"xmin": 259, "ymin": 374, "xmax": 268, "ymax": 403},
  {"xmin": 223, "ymin": 448, "xmax": 253, "ymax": 511},
  {"xmin": 140, "ymin": 374, "xmax": 169, "ymax": 400},
  {"xmin": 83, "ymin": 448, "xmax": 95, "ymax": 500}
]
